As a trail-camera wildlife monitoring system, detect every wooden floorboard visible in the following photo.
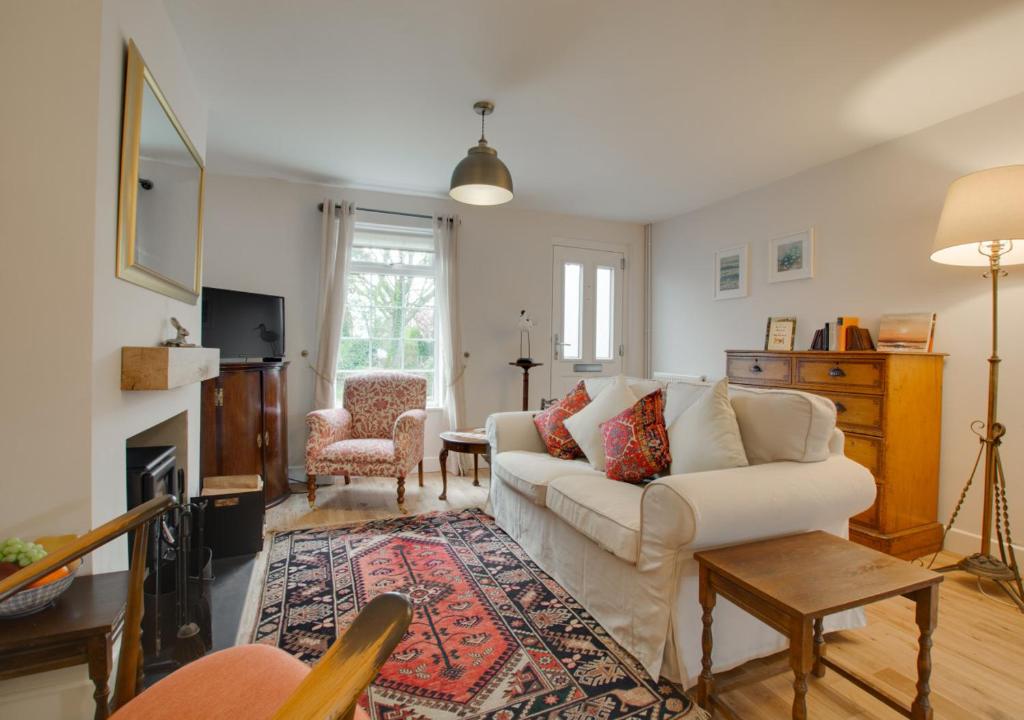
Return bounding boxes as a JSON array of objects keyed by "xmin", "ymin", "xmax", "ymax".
[{"xmin": 266, "ymin": 473, "xmax": 1022, "ymax": 719}]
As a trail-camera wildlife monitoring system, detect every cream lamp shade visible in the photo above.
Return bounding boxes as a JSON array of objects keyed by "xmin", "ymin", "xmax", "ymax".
[{"xmin": 932, "ymin": 165, "xmax": 1024, "ymax": 266}]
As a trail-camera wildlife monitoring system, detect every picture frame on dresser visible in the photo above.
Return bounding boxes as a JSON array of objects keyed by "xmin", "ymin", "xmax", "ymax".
[{"xmin": 725, "ymin": 349, "xmax": 946, "ymax": 559}]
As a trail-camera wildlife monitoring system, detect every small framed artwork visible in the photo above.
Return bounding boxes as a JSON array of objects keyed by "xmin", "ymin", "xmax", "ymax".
[
  {"xmin": 765, "ymin": 316, "xmax": 797, "ymax": 351},
  {"xmin": 877, "ymin": 313, "xmax": 937, "ymax": 352},
  {"xmin": 768, "ymin": 228, "xmax": 814, "ymax": 283},
  {"xmin": 714, "ymin": 244, "xmax": 749, "ymax": 300}
]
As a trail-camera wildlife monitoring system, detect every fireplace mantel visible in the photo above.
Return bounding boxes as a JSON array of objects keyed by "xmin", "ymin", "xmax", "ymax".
[{"xmin": 121, "ymin": 346, "xmax": 219, "ymax": 390}]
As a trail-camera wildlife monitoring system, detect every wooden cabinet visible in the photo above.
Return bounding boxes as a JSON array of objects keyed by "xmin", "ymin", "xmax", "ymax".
[
  {"xmin": 726, "ymin": 350, "xmax": 945, "ymax": 559},
  {"xmin": 201, "ymin": 361, "xmax": 290, "ymax": 507}
]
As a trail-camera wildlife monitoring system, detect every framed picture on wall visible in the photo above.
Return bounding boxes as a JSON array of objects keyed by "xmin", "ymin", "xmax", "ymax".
[
  {"xmin": 714, "ymin": 244, "xmax": 749, "ymax": 300},
  {"xmin": 768, "ymin": 228, "xmax": 814, "ymax": 283},
  {"xmin": 764, "ymin": 316, "xmax": 797, "ymax": 351}
]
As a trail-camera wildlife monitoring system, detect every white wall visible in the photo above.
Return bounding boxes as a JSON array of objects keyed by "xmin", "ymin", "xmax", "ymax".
[
  {"xmin": 651, "ymin": 91, "xmax": 1024, "ymax": 555},
  {"xmin": 0, "ymin": 0, "xmax": 100, "ymax": 546},
  {"xmin": 202, "ymin": 175, "xmax": 645, "ymax": 470}
]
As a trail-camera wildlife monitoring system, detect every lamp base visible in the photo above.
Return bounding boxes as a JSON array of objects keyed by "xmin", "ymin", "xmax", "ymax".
[{"xmin": 935, "ymin": 554, "xmax": 1024, "ymax": 611}]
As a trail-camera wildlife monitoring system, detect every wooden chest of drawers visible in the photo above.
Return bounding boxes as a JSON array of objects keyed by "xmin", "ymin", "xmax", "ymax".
[{"xmin": 726, "ymin": 350, "xmax": 945, "ymax": 559}]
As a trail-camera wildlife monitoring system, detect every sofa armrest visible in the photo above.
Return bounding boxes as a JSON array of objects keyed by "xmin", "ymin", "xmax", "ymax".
[
  {"xmin": 306, "ymin": 408, "xmax": 353, "ymax": 458},
  {"xmin": 638, "ymin": 454, "xmax": 875, "ymax": 562},
  {"xmin": 393, "ymin": 409, "xmax": 427, "ymax": 467},
  {"xmin": 486, "ymin": 411, "xmax": 545, "ymax": 455}
]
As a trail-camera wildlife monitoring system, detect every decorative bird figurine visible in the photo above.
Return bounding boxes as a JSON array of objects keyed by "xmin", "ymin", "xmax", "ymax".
[{"xmin": 255, "ymin": 323, "xmax": 281, "ymax": 355}]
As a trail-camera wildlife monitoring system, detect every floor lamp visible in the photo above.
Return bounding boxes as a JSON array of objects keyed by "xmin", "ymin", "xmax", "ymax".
[{"xmin": 931, "ymin": 165, "xmax": 1024, "ymax": 611}]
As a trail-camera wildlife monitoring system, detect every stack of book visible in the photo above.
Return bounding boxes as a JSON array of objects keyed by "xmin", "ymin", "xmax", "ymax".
[{"xmin": 809, "ymin": 316, "xmax": 876, "ymax": 351}]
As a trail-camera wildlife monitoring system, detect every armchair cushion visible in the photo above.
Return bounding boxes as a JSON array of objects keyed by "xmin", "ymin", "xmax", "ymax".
[
  {"xmin": 112, "ymin": 644, "xmax": 370, "ymax": 720},
  {"xmin": 344, "ymin": 372, "xmax": 427, "ymax": 439}
]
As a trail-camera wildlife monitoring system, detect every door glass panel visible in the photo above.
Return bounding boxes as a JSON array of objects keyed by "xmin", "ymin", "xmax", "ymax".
[
  {"xmin": 595, "ymin": 265, "xmax": 614, "ymax": 360},
  {"xmin": 563, "ymin": 262, "xmax": 582, "ymax": 360}
]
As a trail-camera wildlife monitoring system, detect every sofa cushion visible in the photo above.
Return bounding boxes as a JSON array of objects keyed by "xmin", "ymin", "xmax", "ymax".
[
  {"xmin": 728, "ymin": 385, "xmax": 836, "ymax": 464},
  {"xmin": 564, "ymin": 375, "xmax": 638, "ymax": 470},
  {"xmin": 546, "ymin": 475, "xmax": 643, "ymax": 563},
  {"xmin": 533, "ymin": 381, "xmax": 590, "ymax": 459},
  {"xmin": 668, "ymin": 378, "xmax": 748, "ymax": 475},
  {"xmin": 602, "ymin": 389, "xmax": 671, "ymax": 483},
  {"xmin": 492, "ymin": 451, "xmax": 601, "ymax": 505}
]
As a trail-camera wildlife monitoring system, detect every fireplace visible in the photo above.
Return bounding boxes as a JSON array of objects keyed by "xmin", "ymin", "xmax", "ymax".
[{"xmin": 126, "ymin": 444, "xmax": 180, "ymax": 569}]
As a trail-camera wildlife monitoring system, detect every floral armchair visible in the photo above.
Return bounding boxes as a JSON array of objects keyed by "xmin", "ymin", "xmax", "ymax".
[{"xmin": 306, "ymin": 371, "xmax": 428, "ymax": 509}]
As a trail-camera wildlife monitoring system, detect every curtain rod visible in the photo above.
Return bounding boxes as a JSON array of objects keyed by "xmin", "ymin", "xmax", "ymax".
[{"xmin": 316, "ymin": 203, "xmax": 433, "ymax": 220}]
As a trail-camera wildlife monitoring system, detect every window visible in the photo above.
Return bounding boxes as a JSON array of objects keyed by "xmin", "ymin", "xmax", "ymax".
[
  {"xmin": 337, "ymin": 219, "xmax": 440, "ymax": 405},
  {"xmin": 562, "ymin": 262, "xmax": 583, "ymax": 360},
  {"xmin": 595, "ymin": 265, "xmax": 614, "ymax": 360}
]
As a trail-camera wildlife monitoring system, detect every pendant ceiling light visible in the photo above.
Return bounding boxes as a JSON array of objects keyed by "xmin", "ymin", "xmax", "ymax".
[{"xmin": 449, "ymin": 101, "xmax": 513, "ymax": 206}]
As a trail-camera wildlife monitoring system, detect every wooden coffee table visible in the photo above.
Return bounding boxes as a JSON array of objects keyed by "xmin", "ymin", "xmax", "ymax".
[
  {"xmin": 438, "ymin": 430, "xmax": 490, "ymax": 500},
  {"xmin": 694, "ymin": 531, "xmax": 942, "ymax": 720}
]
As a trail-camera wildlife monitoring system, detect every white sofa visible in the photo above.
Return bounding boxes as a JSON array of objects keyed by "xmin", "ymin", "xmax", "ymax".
[{"xmin": 485, "ymin": 378, "xmax": 876, "ymax": 687}]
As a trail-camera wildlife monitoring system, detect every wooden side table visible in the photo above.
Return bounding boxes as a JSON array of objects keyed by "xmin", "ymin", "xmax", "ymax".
[
  {"xmin": 0, "ymin": 571, "xmax": 130, "ymax": 720},
  {"xmin": 694, "ymin": 532, "xmax": 942, "ymax": 720},
  {"xmin": 438, "ymin": 431, "xmax": 490, "ymax": 500}
]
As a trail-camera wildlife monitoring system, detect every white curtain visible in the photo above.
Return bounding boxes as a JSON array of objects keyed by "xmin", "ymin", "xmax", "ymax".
[
  {"xmin": 313, "ymin": 199, "xmax": 355, "ymax": 409},
  {"xmin": 435, "ymin": 215, "xmax": 468, "ymax": 474}
]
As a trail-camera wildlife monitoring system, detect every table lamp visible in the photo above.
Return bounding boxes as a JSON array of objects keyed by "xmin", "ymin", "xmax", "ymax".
[{"xmin": 931, "ymin": 164, "xmax": 1024, "ymax": 610}]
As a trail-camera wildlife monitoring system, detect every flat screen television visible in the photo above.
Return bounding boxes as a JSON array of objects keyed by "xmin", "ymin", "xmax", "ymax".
[{"xmin": 202, "ymin": 287, "xmax": 285, "ymax": 360}]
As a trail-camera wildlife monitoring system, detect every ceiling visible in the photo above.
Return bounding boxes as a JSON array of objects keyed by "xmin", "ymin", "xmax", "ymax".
[{"xmin": 165, "ymin": 0, "xmax": 1024, "ymax": 222}]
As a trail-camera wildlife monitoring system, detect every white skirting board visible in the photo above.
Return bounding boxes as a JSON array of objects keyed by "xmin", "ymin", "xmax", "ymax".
[{"xmin": 943, "ymin": 527, "xmax": 1024, "ymax": 559}]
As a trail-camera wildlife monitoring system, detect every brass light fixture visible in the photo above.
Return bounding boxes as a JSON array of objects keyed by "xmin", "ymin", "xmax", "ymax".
[
  {"xmin": 931, "ymin": 164, "xmax": 1024, "ymax": 611},
  {"xmin": 449, "ymin": 101, "xmax": 513, "ymax": 206}
]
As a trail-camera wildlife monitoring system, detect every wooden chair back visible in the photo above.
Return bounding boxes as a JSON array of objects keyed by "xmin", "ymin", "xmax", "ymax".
[{"xmin": 0, "ymin": 495, "xmax": 174, "ymax": 710}]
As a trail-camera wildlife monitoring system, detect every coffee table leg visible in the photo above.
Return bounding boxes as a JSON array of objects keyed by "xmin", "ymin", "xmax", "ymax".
[
  {"xmin": 911, "ymin": 584, "xmax": 938, "ymax": 720},
  {"xmin": 696, "ymin": 564, "xmax": 715, "ymax": 709},
  {"xmin": 790, "ymin": 617, "xmax": 813, "ymax": 720},
  {"xmin": 439, "ymin": 447, "xmax": 449, "ymax": 500},
  {"xmin": 812, "ymin": 616, "xmax": 826, "ymax": 678},
  {"xmin": 473, "ymin": 453, "xmax": 480, "ymax": 486}
]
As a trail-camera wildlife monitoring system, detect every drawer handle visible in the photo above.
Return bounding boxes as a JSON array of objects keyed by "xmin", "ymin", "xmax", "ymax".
[
  {"xmin": 835, "ymin": 402, "xmax": 847, "ymax": 414},
  {"xmin": 828, "ymin": 366, "xmax": 846, "ymax": 378},
  {"xmin": 751, "ymin": 363, "xmax": 763, "ymax": 373}
]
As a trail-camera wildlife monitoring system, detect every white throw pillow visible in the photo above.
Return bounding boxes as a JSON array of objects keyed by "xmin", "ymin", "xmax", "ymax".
[
  {"xmin": 585, "ymin": 376, "xmax": 664, "ymax": 400},
  {"xmin": 564, "ymin": 374, "xmax": 638, "ymax": 470},
  {"xmin": 663, "ymin": 379, "xmax": 711, "ymax": 426},
  {"xmin": 668, "ymin": 378, "xmax": 749, "ymax": 474}
]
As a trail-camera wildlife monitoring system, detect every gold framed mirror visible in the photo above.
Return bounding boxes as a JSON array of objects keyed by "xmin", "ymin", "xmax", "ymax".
[{"xmin": 116, "ymin": 39, "xmax": 204, "ymax": 304}]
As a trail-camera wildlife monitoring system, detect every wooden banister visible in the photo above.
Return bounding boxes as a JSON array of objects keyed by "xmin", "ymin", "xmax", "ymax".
[
  {"xmin": 270, "ymin": 592, "xmax": 413, "ymax": 720},
  {"xmin": 0, "ymin": 494, "xmax": 175, "ymax": 708},
  {"xmin": 0, "ymin": 495, "xmax": 175, "ymax": 602}
]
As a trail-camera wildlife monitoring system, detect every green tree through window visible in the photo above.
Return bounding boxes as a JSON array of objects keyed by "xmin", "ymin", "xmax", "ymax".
[{"xmin": 337, "ymin": 222, "xmax": 438, "ymax": 405}]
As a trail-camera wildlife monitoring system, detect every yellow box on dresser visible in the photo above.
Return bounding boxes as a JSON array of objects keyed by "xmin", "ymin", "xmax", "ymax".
[{"xmin": 726, "ymin": 349, "xmax": 946, "ymax": 559}]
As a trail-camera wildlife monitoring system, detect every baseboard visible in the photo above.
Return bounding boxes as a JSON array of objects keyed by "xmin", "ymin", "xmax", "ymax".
[{"xmin": 943, "ymin": 527, "xmax": 1024, "ymax": 558}]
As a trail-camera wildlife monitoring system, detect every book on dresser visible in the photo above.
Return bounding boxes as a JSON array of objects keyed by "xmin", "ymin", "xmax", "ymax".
[{"xmin": 725, "ymin": 349, "xmax": 945, "ymax": 559}]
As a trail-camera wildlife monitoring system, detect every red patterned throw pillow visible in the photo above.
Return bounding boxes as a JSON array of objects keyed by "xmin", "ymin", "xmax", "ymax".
[
  {"xmin": 533, "ymin": 381, "xmax": 591, "ymax": 459},
  {"xmin": 601, "ymin": 389, "xmax": 671, "ymax": 483}
]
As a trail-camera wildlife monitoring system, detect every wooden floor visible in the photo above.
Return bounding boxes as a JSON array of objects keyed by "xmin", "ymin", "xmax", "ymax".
[{"xmin": 266, "ymin": 471, "xmax": 1022, "ymax": 719}]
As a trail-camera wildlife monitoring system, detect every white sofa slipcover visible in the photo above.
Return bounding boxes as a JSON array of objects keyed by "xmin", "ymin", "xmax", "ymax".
[{"xmin": 486, "ymin": 380, "xmax": 876, "ymax": 688}]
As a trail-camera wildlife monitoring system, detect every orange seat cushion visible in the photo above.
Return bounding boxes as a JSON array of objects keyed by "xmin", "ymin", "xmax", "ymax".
[{"xmin": 113, "ymin": 644, "xmax": 369, "ymax": 720}]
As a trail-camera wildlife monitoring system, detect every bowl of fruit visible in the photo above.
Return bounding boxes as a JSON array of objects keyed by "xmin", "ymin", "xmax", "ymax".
[{"xmin": 0, "ymin": 537, "xmax": 79, "ymax": 618}]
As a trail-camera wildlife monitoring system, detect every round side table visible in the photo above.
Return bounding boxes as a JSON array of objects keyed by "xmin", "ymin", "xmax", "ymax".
[{"xmin": 438, "ymin": 431, "xmax": 491, "ymax": 500}]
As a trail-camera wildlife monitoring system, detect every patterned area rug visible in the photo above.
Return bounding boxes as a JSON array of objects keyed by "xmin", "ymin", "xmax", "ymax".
[{"xmin": 252, "ymin": 508, "xmax": 705, "ymax": 719}]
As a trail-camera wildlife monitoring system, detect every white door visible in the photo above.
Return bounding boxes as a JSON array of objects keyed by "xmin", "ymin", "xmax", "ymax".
[{"xmin": 551, "ymin": 245, "xmax": 624, "ymax": 398}]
